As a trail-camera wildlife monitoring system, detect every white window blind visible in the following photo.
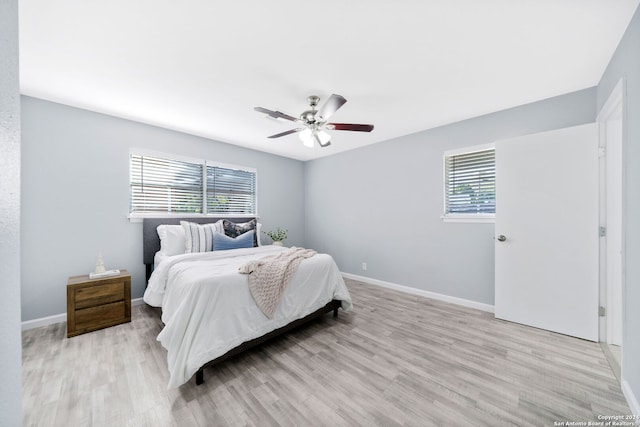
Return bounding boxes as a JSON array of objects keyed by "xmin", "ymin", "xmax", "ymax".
[
  {"xmin": 130, "ymin": 152, "xmax": 256, "ymax": 216},
  {"xmin": 444, "ymin": 147, "xmax": 495, "ymax": 216},
  {"xmin": 130, "ymin": 154, "xmax": 203, "ymax": 214},
  {"xmin": 206, "ymin": 165, "xmax": 256, "ymax": 214}
]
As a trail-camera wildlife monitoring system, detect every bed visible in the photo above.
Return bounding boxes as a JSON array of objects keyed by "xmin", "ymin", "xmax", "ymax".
[{"xmin": 142, "ymin": 217, "xmax": 352, "ymax": 389}]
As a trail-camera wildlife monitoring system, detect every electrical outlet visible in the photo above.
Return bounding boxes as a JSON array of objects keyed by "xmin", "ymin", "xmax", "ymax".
[{"xmin": 362, "ymin": 262, "xmax": 367, "ymax": 271}]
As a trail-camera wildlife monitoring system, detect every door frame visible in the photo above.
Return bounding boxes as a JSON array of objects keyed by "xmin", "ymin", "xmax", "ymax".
[{"xmin": 597, "ymin": 77, "xmax": 626, "ymax": 349}]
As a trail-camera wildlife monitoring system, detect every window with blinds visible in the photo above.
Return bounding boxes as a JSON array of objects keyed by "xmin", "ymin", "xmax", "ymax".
[
  {"xmin": 206, "ymin": 165, "xmax": 256, "ymax": 214},
  {"xmin": 444, "ymin": 145, "xmax": 495, "ymax": 219},
  {"xmin": 130, "ymin": 152, "xmax": 256, "ymax": 216}
]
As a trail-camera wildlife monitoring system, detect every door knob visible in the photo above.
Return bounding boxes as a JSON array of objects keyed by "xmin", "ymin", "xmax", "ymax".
[{"xmin": 497, "ymin": 235, "xmax": 507, "ymax": 242}]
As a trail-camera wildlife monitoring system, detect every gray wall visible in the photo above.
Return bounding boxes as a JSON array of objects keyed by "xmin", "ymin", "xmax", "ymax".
[
  {"xmin": 21, "ymin": 96, "xmax": 306, "ymax": 321},
  {"xmin": 305, "ymin": 88, "xmax": 596, "ymax": 305},
  {"xmin": 0, "ymin": 0, "xmax": 23, "ymax": 423},
  {"xmin": 598, "ymin": 5, "xmax": 640, "ymax": 413}
]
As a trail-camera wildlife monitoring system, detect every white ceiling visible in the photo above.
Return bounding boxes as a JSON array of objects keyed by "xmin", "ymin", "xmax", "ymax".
[{"xmin": 19, "ymin": 0, "xmax": 639, "ymax": 161}]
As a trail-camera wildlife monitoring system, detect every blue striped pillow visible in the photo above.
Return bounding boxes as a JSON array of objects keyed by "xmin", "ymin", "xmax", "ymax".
[
  {"xmin": 180, "ymin": 221, "xmax": 222, "ymax": 253},
  {"xmin": 212, "ymin": 230, "xmax": 255, "ymax": 251}
]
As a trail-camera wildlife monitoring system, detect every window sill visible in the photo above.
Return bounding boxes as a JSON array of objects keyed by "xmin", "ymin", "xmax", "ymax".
[
  {"xmin": 128, "ymin": 213, "xmax": 258, "ymax": 223},
  {"xmin": 441, "ymin": 214, "xmax": 495, "ymax": 224}
]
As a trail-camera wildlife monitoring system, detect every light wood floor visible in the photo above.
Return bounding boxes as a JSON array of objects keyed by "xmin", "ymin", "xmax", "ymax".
[{"xmin": 22, "ymin": 279, "xmax": 631, "ymax": 426}]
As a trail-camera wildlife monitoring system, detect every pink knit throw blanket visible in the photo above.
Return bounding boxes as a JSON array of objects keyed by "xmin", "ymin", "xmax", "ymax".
[{"xmin": 238, "ymin": 247, "xmax": 317, "ymax": 318}]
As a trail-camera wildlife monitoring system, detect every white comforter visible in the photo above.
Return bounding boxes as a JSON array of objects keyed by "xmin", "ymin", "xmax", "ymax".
[{"xmin": 143, "ymin": 246, "xmax": 352, "ymax": 389}]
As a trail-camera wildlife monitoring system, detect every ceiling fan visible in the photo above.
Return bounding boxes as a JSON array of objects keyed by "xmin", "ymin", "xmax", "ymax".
[{"xmin": 254, "ymin": 94, "xmax": 374, "ymax": 148}]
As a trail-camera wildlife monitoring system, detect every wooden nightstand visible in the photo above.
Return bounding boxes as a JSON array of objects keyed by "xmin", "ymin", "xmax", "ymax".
[{"xmin": 66, "ymin": 270, "xmax": 131, "ymax": 338}]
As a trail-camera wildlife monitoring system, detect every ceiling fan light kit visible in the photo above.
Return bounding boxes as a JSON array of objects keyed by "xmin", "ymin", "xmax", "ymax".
[
  {"xmin": 299, "ymin": 129, "xmax": 314, "ymax": 147},
  {"xmin": 298, "ymin": 129, "xmax": 331, "ymax": 147},
  {"xmin": 254, "ymin": 94, "xmax": 374, "ymax": 148}
]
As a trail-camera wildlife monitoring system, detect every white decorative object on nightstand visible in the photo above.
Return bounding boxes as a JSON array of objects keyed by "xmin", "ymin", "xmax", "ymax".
[{"xmin": 94, "ymin": 253, "xmax": 106, "ymax": 274}]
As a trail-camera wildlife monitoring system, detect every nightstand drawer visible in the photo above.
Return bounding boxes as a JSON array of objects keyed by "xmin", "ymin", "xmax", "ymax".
[
  {"xmin": 67, "ymin": 270, "xmax": 131, "ymax": 337},
  {"xmin": 75, "ymin": 281, "xmax": 124, "ymax": 309},
  {"xmin": 75, "ymin": 301, "xmax": 126, "ymax": 330}
]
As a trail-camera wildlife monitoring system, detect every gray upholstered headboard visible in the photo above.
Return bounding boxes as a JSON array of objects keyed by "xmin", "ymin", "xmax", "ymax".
[{"xmin": 143, "ymin": 217, "xmax": 256, "ymax": 280}]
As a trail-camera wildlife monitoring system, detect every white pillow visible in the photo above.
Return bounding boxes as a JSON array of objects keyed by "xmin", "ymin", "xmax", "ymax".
[
  {"xmin": 256, "ymin": 223, "xmax": 262, "ymax": 246},
  {"xmin": 157, "ymin": 225, "xmax": 187, "ymax": 256}
]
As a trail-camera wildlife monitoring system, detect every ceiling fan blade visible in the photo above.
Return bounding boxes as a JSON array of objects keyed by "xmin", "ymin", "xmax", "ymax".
[
  {"xmin": 327, "ymin": 123, "xmax": 374, "ymax": 132},
  {"xmin": 315, "ymin": 133, "xmax": 331, "ymax": 147},
  {"xmin": 268, "ymin": 128, "xmax": 303, "ymax": 138},
  {"xmin": 317, "ymin": 94, "xmax": 347, "ymax": 122},
  {"xmin": 254, "ymin": 107, "xmax": 300, "ymax": 123}
]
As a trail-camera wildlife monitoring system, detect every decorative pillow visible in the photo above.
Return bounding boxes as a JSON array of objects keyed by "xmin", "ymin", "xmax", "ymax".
[
  {"xmin": 222, "ymin": 219, "xmax": 258, "ymax": 247},
  {"xmin": 180, "ymin": 220, "xmax": 223, "ymax": 253},
  {"xmin": 212, "ymin": 230, "xmax": 255, "ymax": 251},
  {"xmin": 157, "ymin": 225, "xmax": 187, "ymax": 256}
]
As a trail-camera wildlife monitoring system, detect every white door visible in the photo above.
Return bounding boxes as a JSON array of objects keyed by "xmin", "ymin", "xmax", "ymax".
[{"xmin": 495, "ymin": 123, "xmax": 599, "ymax": 341}]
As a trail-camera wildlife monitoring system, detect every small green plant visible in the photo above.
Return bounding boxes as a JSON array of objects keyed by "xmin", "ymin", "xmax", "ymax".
[{"xmin": 263, "ymin": 227, "xmax": 287, "ymax": 242}]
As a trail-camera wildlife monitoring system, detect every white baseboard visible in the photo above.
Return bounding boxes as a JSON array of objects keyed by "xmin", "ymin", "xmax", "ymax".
[
  {"xmin": 21, "ymin": 312, "xmax": 67, "ymax": 331},
  {"xmin": 622, "ymin": 379, "xmax": 640, "ymax": 422},
  {"xmin": 21, "ymin": 298, "xmax": 145, "ymax": 331},
  {"xmin": 342, "ymin": 273, "xmax": 495, "ymax": 313}
]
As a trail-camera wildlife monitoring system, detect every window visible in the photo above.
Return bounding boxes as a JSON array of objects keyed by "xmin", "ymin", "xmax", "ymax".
[
  {"xmin": 443, "ymin": 144, "xmax": 495, "ymax": 222},
  {"xmin": 130, "ymin": 151, "xmax": 257, "ymax": 217},
  {"xmin": 206, "ymin": 165, "xmax": 256, "ymax": 214}
]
